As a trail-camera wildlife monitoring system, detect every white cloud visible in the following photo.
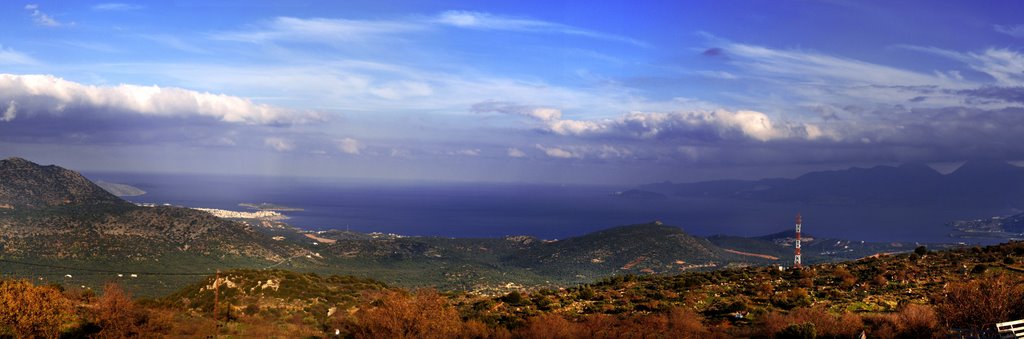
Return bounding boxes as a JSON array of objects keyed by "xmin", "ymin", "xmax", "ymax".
[
  {"xmin": 967, "ymin": 48, "xmax": 1024, "ymax": 86},
  {"xmin": 0, "ymin": 45, "xmax": 37, "ymax": 65},
  {"xmin": 264, "ymin": 137, "xmax": 294, "ymax": 151},
  {"xmin": 389, "ymin": 148, "xmax": 412, "ymax": 158},
  {"xmin": 898, "ymin": 46, "xmax": 1024, "ymax": 86},
  {"xmin": 337, "ymin": 137, "xmax": 362, "ymax": 154},
  {"xmin": 471, "ymin": 101, "xmax": 563, "ymax": 121},
  {"xmin": 0, "ymin": 74, "xmax": 322, "ymax": 125},
  {"xmin": 1, "ymin": 101, "xmax": 15, "ymax": 122},
  {"xmin": 695, "ymin": 70, "xmax": 738, "ymax": 80},
  {"xmin": 369, "ymin": 80, "xmax": 433, "ymax": 100},
  {"xmin": 451, "ymin": 148, "xmax": 480, "ymax": 156},
  {"xmin": 725, "ymin": 42, "xmax": 952, "ymax": 87},
  {"xmin": 137, "ymin": 34, "xmax": 207, "ymax": 54},
  {"xmin": 212, "ymin": 17, "xmax": 421, "ymax": 43},
  {"xmin": 92, "ymin": 3, "xmax": 143, "ymax": 11},
  {"xmin": 435, "ymin": 11, "xmax": 646, "ymax": 47},
  {"xmin": 535, "ymin": 144, "xmax": 576, "ymax": 158},
  {"xmin": 24, "ymin": 4, "xmax": 64, "ymax": 27},
  {"xmin": 507, "ymin": 147, "xmax": 526, "ymax": 158},
  {"xmin": 994, "ymin": 24, "xmax": 1024, "ymax": 38}
]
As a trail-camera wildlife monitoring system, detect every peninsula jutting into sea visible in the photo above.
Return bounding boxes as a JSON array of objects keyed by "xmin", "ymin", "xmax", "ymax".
[{"xmin": 3, "ymin": 0, "xmax": 1024, "ymax": 337}]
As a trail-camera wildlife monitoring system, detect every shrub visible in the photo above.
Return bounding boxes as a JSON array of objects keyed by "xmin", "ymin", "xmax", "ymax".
[
  {"xmin": 761, "ymin": 306, "xmax": 863, "ymax": 338},
  {"xmin": 516, "ymin": 313, "xmax": 580, "ymax": 339},
  {"xmin": 777, "ymin": 322, "xmax": 815, "ymax": 339},
  {"xmin": 0, "ymin": 279, "xmax": 76, "ymax": 338},
  {"xmin": 893, "ymin": 304, "xmax": 941, "ymax": 339},
  {"xmin": 95, "ymin": 283, "xmax": 145, "ymax": 338},
  {"xmin": 351, "ymin": 289, "xmax": 462, "ymax": 339},
  {"xmin": 936, "ymin": 273, "xmax": 1024, "ymax": 331}
]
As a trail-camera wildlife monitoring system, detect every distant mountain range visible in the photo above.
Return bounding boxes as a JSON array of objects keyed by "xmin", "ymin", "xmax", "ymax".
[
  {"xmin": 0, "ymin": 157, "xmax": 937, "ymax": 296},
  {"xmin": 638, "ymin": 161, "xmax": 1024, "ymax": 208}
]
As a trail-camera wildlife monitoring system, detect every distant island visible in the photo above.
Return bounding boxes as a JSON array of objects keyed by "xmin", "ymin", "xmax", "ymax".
[
  {"xmin": 239, "ymin": 202, "xmax": 304, "ymax": 211},
  {"xmin": 95, "ymin": 180, "xmax": 146, "ymax": 197}
]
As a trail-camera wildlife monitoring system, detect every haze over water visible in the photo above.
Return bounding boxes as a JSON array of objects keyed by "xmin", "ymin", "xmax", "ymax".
[{"xmin": 87, "ymin": 172, "xmax": 1007, "ymax": 243}]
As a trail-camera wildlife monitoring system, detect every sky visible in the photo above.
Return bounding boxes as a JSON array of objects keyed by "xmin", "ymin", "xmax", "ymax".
[{"xmin": 1, "ymin": 0, "xmax": 1024, "ymax": 184}]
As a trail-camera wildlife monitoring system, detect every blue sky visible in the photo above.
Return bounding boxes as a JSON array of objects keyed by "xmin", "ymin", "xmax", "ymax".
[{"xmin": 1, "ymin": 1, "xmax": 1024, "ymax": 184}]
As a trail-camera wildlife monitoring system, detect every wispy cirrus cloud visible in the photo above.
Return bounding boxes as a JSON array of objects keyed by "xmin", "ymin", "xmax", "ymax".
[
  {"xmin": 0, "ymin": 45, "xmax": 37, "ymax": 65},
  {"xmin": 92, "ymin": 3, "xmax": 144, "ymax": 11},
  {"xmin": 24, "ymin": 4, "xmax": 66, "ymax": 27},
  {"xmin": 435, "ymin": 10, "xmax": 647, "ymax": 47},
  {"xmin": 211, "ymin": 17, "xmax": 422, "ymax": 43},
  {"xmin": 136, "ymin": 34, "xmax": 208, "ymax": 54},
  {"xmin": 994, "ymin": 24, "xmax": 1024, "ymax": 38},
  {"xmin": 212, "ymin": 11, "xmax": 645, "ymax": 47},
  {"xmin": 721, "ymin": 42, "xmax": 953, "ymax": 87},
  {"xmin": 896, "ymin": 45, "xmax": 1024, "ymax": 86}
]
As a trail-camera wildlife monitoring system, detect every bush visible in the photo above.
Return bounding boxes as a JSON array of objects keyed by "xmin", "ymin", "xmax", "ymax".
[
  {"xmin": 936, "ymin": 274, "xmax": 1024, "ymax": 331},
  {"xmin": 351, "ymin": 289, "xmax": 462, "ymax": 339},
  {"xmin": 777, "ymin": 322, "xmax": 815, "ymax": 339},
  {"xmin": 501, "ymin": 291, "xmax": 525, "ymax": 305},
  {"xmin": 0, "ymin": 279, "xmax": 76, "ymax": 338},
  {"xmin": 893, "ymin": 304, "xmax": 941, "ymax": 339},
  {"xmin": 761, "ymin": 306, "xmax": 863, "ymax": 338},
  {"xmin": 516, "ymin": 313, "xmax": 579, "ymax": 339},
  {"xmin": 95, "ymin": 283, "xmax": 146, "ymax": 338}
]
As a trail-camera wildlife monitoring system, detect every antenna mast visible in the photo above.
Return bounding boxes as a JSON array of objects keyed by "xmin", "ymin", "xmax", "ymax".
[{"xmin": 794, "ymin": 213, "xmax": 802, "ymax": 268}]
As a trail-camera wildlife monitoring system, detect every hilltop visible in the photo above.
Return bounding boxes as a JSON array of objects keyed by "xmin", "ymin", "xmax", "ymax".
[
  {"xmin": 0, "ymin": 158, "xmax": 312, "ymax": 295},
  {"xmin": 0, "ymin": 157, "xmax": 124, "ymax": 208}
]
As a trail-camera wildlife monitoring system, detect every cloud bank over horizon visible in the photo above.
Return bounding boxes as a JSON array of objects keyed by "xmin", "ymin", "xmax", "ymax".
[{"xmin": 2, "ymin": 1, "xmax": 1024, "ymax": 183}]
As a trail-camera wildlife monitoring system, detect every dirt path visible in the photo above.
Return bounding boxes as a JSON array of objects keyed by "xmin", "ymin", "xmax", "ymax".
[{"xmin": 723, "ymin": 249, "xmax": 779, "ymax": 260}]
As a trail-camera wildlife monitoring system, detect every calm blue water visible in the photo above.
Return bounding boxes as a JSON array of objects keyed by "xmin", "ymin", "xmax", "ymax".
[{"xmin": 84, "ymin": 172, "xmax": 1009, "ymax": 242}]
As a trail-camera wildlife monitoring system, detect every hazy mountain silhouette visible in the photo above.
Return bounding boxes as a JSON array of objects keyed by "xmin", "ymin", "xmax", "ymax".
[{"xmin": 640, "ymin": 161, "xmax": 1024, "ymax": 208}]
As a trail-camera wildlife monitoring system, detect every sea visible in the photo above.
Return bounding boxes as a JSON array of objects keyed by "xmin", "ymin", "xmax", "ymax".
[{"xmin": 85, "ymin": 172, "xmax": 1010, "ymax": 243}]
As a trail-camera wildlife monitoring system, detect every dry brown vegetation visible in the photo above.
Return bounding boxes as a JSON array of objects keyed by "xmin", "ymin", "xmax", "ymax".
[
  {"xmin": 3, "ymin": 242, "xmax": 1024, "ymax": 337},
  {"xmin": 0, "ymin": 280, "xmax": 75, "ymax": 338}
]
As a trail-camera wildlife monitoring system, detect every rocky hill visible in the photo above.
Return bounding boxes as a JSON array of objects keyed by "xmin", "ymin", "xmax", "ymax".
[
  {"xmin": 0, "ymin": 157, "xmax": 124, "ymax": 209},
  {"xmin": 0, "ymin": 157, "xmax": 307, "ymax": 263},
  {"xmin": 162, "ymin": 269, "xmax": 388, "ymax": 319},
  {"xmin": 506, "ymin": 222, "xmax": 756, "ymax": 280}
]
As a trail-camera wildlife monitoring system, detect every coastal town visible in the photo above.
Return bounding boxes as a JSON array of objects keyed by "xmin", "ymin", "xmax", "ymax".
[{"xmin": 190, "ymin": 207, "xmax": 287, "ymax": 221}]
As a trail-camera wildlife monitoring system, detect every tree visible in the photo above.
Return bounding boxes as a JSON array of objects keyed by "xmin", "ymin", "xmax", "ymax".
[
  {"xmin": 0, "ymin": 279, "xmax": 76, "ymax": 338},
  {"xmin": 95, "ymin": 283, "xmax": 143, "ymax": 338},
  {"xmin": 914, "ymin": 246, "xmax": 928, "ymax": 256}
]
